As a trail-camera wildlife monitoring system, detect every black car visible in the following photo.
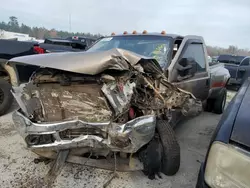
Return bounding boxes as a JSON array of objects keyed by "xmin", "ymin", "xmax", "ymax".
[
  {"xmin": 44, "ymin": 36, "xmax": 96, "ymax": 50},
  {"xmin": 196, "ymin": 78, "xmax": 250, "ymax": 188}
]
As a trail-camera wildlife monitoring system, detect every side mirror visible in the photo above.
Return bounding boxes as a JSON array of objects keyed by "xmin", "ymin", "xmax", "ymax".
[{"xmin": 176, "ymin": 57, "xmax": 197, "ymax": 81}]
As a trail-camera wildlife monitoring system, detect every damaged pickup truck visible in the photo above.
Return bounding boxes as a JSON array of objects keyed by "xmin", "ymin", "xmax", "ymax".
[{"xmin": 7, "ymin": 33, "xmax": 230, "ymax": 179}]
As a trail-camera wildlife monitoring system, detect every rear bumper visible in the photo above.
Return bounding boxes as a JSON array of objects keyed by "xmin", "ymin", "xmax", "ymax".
[
  {"xmin": 196, "ymin": 163, "xmax": 210, "ymax": 188},
  {"xmin": 12, "ymin": 109, "xmax": 156, "ymax": 153}
]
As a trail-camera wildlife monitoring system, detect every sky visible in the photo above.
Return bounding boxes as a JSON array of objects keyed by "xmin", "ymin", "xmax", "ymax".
[{"xmin": 1, "ymin": 0, "xmax": 250, "ymax": 48}]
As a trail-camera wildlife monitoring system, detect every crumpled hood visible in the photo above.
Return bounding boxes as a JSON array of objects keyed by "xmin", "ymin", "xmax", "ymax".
[{"xmin": 8, "ymin": 48, "xmax": 162, "ymax": 75}]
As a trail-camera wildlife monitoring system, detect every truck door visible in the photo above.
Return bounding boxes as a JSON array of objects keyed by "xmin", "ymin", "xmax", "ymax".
[
  {"xmin": 222, "ymin": 55, "xmax": 238, "ymax": 79},
  {"xmin": 236, "ymin": 57, "xmax": 250, "ymax": 84},
  {"xmin": 171, "ymin": 40, "xmax": 210, "ymax": 101}
]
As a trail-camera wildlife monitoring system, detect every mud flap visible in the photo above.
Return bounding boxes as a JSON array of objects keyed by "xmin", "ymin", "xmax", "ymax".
[{"xmin": 45, "ymin": 149, "xmax": 69, "ymax": 185}]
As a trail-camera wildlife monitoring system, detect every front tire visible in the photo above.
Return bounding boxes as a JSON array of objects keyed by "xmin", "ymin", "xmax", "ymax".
[
  {"xmin": 0, "ymin": 79, "xmax": 13, "ymax": 115},
  {"xmin": 156, "ymin": 120, "xmax": 180, "ymax": 176}
]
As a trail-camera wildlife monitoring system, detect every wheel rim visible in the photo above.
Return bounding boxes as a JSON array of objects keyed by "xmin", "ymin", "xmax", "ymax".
[{"xmin": 0, "ymin": 88, "xmax": 4, "ymax": 104}]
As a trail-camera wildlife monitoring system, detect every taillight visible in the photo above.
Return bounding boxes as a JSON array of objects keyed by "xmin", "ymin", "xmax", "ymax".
[
  {"xmin": 33, "ymin": 46, "xmax": 45, "ymax": 54},
  {"xmin": 72, "ymin": 36, "xmax": 79, "ymax": 40}
]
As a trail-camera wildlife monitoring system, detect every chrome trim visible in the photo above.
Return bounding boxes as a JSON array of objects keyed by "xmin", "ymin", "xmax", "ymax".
[{"xmin": 13, "ymin": 110, "xmax": 156, "ymax": 153}]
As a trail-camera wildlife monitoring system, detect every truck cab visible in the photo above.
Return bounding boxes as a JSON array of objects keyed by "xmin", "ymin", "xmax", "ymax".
[
  {"xmin": 88, "ymin": 33, "xmax": 222, "ymax": 102},
  {"xmin": 87, "ymin": 32, "xmax": 229, "ymax": 115},
  {"xmin": 167, "ymin": 35, "xmax": 210, "ymax": 101}
]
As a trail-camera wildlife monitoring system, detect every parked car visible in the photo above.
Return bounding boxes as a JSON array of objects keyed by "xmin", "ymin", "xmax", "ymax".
[
  {"xmin": 44, "ymin": 36, "xmax": 96, "ymax": 51},
  {"xmin": 0, "ymin": 38, "xmax": 93, "ymax": 116},
  {"xmin": 218, "ymin": 54, "xmax": 250, "ymax": 87},
  {"xmin": 8, "ymin": 32, "xmax": 229, "ymax": 179},
  {"xmin": 196, "ymin": 78, "xmax": 250, "ymax": 188}
]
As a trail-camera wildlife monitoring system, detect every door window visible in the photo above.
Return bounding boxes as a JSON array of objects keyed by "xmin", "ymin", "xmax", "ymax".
[
  {"xmin": 240, "ymin": 58, "xmax": 250, "ymax": 66},
  {"xmin": 181, "ymin": 44, "xmax": 206, "ymax": 72}
]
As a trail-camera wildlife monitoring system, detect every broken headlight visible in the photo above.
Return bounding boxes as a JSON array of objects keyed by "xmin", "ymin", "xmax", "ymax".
[
  {"xmin": 205, "ymin": 141, "xmax": 250, "ymax": 188},
  {"xmin": 25, "ymin": 134, "xmax": 54, "ymax": 146}
]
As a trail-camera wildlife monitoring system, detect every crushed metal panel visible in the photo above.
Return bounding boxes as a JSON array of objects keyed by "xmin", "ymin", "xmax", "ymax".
[
  {"xmin": 102, "ymin": 81, "xmax": 136, "ymax": 116},
  {"xmin": 38, "ymin": 83, "xmax": 112, "ymax": 122},
  {"xmin": 8, "ymin": 48, "xmax": 144, "ymax": 75},
  {"xmin": 13, "ymin": 82, "xmax": 112, "ymax": 122},
  {"xmin": 12, "ymin": 111, "xmax": 156, "ymax": 153}
]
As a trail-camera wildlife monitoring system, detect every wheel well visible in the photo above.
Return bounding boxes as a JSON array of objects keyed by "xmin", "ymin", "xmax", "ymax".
[{"xmin": 0, "ymin": 66, "xmax": 10, "ymax": 82}]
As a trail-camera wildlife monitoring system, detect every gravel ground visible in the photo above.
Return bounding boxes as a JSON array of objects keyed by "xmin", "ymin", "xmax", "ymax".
[{"xmin": 0, "ymin": 91, "xmax": 236, "ymax": 188}]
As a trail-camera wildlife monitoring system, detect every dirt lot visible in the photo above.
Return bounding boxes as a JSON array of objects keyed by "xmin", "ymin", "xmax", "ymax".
[{"xmin": 0, "ymin": 91, "xmax": 236, "ymax": 188}]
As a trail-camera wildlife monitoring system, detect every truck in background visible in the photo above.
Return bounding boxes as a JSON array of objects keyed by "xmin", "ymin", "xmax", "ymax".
[
  {"xmin": 44, "ymin": 36, "xmax": 97, "ymax": 51},
  {"xmin": 218, "ymin": 54, "xmax": 250, "ymax": 88}
]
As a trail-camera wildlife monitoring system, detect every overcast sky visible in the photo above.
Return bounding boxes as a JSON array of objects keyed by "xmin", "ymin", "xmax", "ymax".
[{"xmin": 1, "ymin": 0, "xmax": 250, "ymax": 48}]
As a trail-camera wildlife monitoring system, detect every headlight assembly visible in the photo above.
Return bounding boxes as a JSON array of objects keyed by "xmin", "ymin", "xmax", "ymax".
[{"xmin": 205, "ymin": 141, "xmax": 250, "ymax": 188}]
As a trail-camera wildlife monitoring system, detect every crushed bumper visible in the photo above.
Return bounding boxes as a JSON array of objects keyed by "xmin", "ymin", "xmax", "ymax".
[{"xmin": 13, "ymin": 109, "xmax": 156, "ymax": 153}]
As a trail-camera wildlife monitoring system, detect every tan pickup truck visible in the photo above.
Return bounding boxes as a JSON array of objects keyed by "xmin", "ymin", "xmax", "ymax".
[{"xmin": 7, "ymin": 32, "xmax": 230, "ymax": 180}]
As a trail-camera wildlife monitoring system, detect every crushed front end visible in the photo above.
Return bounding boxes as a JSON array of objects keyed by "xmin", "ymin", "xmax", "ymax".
[{"xmin": 9, "ymin": 49, "xmax": 202, "ymax": 171}]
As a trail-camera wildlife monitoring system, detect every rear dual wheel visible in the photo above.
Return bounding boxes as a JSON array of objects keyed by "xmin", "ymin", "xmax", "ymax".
[{"xmin": 206, "ymin": 88, "xmax": 227, "ymax": 114}]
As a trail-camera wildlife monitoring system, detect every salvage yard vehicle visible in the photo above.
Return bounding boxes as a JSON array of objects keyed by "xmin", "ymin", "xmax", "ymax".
[
  {"xmin": 218, "ymin": 54, "xmax": 250, "ymax": 87},
  {"xmin": 44, "ymin": 36, "xmax": 96, "ymax": 51},
  {"xmin": 196, "ymin": 78, "xmax": 250, "ymax": 188},
  {"xmin": 8, "ymin": 32, "xmax": 230, "ymax": 179},
  {"xmin": 0, "ymin": 39, "xmax": 45, "ymax": 115}
]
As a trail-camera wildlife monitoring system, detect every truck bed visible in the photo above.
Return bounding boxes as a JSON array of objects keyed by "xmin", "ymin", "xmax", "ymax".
[{"xmin": 209, "ymin": 62, "xmax": 230, "ymax": 88}]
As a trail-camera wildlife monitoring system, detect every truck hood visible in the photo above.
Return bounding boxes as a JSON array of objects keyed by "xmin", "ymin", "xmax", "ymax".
[
  {"xmin": 231, "ymin": 80, "xmax": 250, "ymax": 148},
  {"xmin": 8, "ymin": 48, "xmax": 163, "ymax": 75}
]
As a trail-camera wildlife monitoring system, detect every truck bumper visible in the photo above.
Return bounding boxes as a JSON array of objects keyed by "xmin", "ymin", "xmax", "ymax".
[{"xmin": 12, "ymin": 109, "xmax": 156, "ymax": 154}]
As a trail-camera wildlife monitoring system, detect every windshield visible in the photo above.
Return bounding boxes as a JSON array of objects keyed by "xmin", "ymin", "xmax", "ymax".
[{"xmin": 87, "ymin": 35, "xmax": 172, "ymax": 68}]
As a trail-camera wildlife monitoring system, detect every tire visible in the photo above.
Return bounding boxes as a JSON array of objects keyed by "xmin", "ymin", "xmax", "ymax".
[
  {"xmin": 156, "ymin": 120, "xmax": 180, "ymax": 176},
  {"xmin": 205, "ymin": 98, "xmax": 214, "ymax": 112},
  {"xmin": 0, "ymin": 79, "xmax": 13, "ymax": 115},
  {"xmin": 213, "ymin": 88, "xmax": 227, "ymax": 114}
]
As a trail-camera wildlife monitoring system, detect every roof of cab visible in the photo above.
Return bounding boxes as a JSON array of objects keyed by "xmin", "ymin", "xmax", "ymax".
[{"xmin": 108, "ymin": 32, "xmax": 184, "ymax": 39}]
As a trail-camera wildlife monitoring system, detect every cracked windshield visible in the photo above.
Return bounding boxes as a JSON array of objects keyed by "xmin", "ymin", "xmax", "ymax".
[
  {"xmin": 88, "ymin": 35, "xmax": 171, "ymax": 67},
  {"xmin": 0, "ymin": 0, "xmax": 249, "ymax": 188}
]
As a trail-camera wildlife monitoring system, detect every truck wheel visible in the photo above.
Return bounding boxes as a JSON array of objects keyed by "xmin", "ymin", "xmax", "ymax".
[
  {"xmin": 156, "ymin": 120, "xmax": 180, "ymax": 176},
  {"xmin": 213, "ymin": 88, "xmax": 227, "ymax": 114},
  {"xmin": 205, "ymin": 99, "xmax": 214, "ymax": 112},
  {"xmin": 0, "ymin": 79, "xmax": 13, "ymax": 115}
]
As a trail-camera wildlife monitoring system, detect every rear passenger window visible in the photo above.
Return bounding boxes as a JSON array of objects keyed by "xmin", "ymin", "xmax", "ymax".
[
  {"xmin": 181, "ymin": 44, "xmax": 206, "ymax": 72},
  {"xmin": 241, "ymin": 58, "xmax": 250, "ymax": 66}
]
